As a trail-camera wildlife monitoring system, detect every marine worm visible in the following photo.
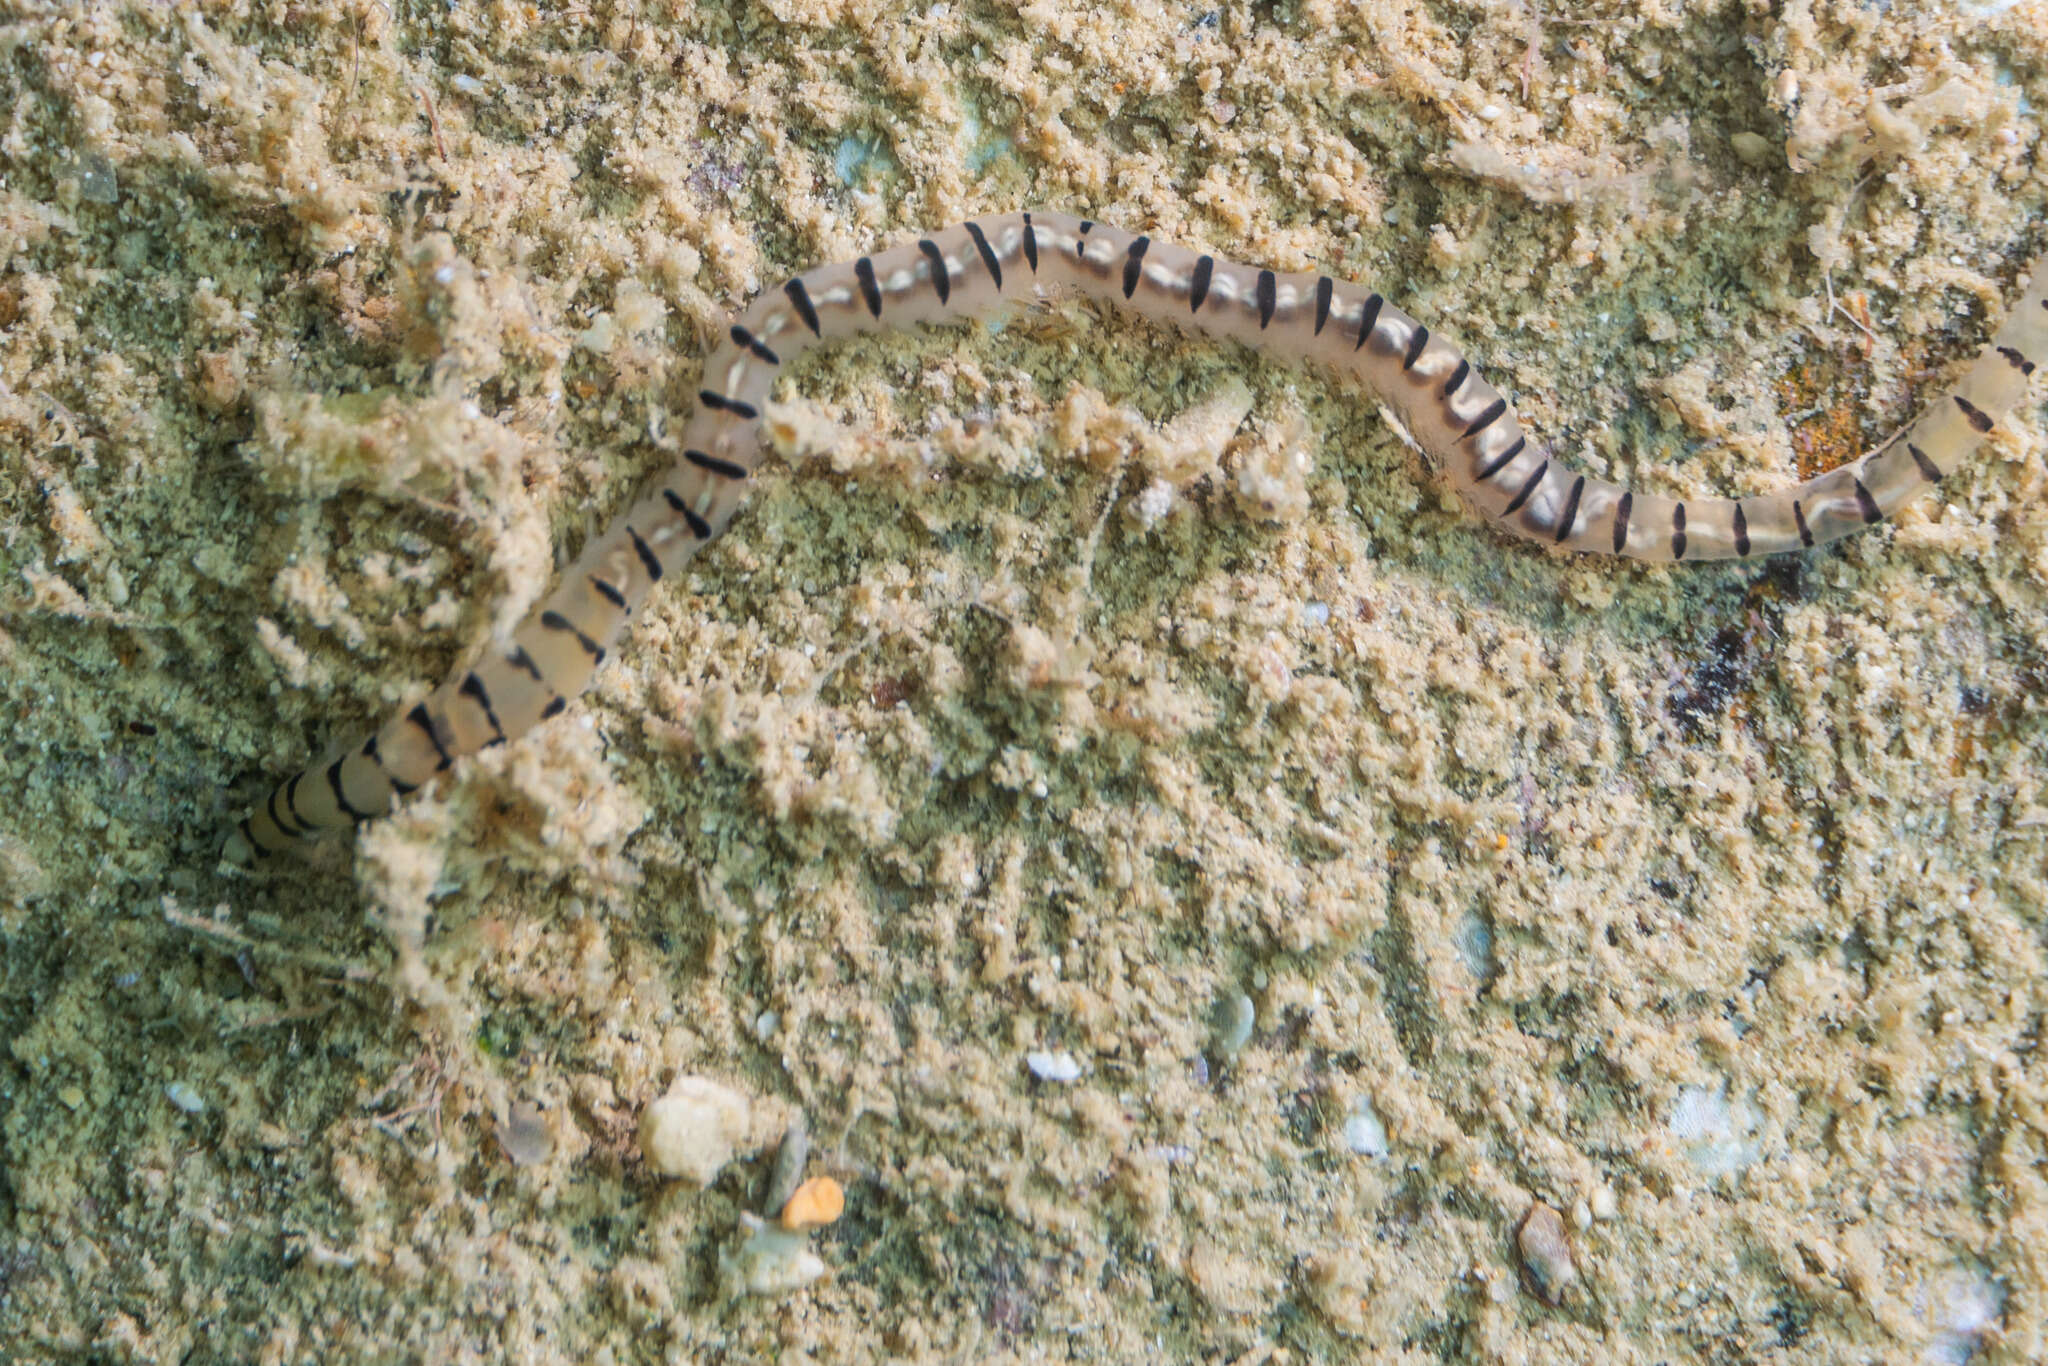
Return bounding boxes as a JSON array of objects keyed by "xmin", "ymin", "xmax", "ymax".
[{"xmin": 226, "ymin": 210, "xmax": 2046, "ymax": 859}]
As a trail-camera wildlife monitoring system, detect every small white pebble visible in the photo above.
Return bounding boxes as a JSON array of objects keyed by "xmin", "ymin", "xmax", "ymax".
[
  {"xmin": 753, "ymin": 1010, "xmax": 780, "ymax": 1041},
  {"xmin": 1478, "ymin": 103, "xmax": 1503, "ymax": 120},
  {"xmin": 1025, "ymin": 1050, "xmax": 1082, "ymax": 1083},
  {"xmin": 164, "ymin": 1081, "xmax": 204, "ymax": 1114},
  {"xmin": 1590, "ymin": 1185, "xmax": 1617, "ymax": 1220},
  {"xmin": 1134, "ymin": 479, "xmax": 1175, "ymax": 529},
  {"xmin": 1301, "ymin": 601, "xmax": 1330, "ymax": 628},
  {"xmin": 1343, "ymin": 1098, "xmax": 1389, "ymax": 1158},
  {"xmin": 1571, "ymin": 1199, "xmax": 1592, "ymax": 1230}
]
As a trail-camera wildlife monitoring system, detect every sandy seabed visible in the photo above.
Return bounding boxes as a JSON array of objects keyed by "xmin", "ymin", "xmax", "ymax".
[{"xmin": 2, "ymin": 1, "xmax": 2046, "ymax": 1362}]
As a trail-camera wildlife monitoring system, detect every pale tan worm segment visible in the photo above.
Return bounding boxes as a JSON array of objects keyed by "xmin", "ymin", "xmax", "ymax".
[{"xmin": 227, "ymin": 210, "xmax": 2047, "ymax": 859}]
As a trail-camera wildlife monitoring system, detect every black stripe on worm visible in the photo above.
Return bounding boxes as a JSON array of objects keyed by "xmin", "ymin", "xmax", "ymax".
[
  {"xmin": 1474, "ymin": 436, "xmax": 1525, "ymax": 483},
  {"xmin": 1314, "ymin": 277, "xmax": 1333, "ymax": 335},
  {"xmin": 408, "ymin": 703, "xmax": 454, "ymax": 771},
  {"xmin": 1997, "ymin": 345, "xmax": 2035, "ymax": 376},
  {"xmin": 1554, "ymin": 475, "xmax": 1586, "ymax": 544},
  {"xmin": 1122, "ymin": 236, "xmax": 1150, "ymax": 300},
  {"xmin": 664, "ymin": 488, "xmax": 712, "ymax": 539},
  {"xmin": 783, "ymin": 279, "xmax": 821, "ymax": 336},
  {"xmin": 327, "ymin": 759, "xmax": 369, "ymax": 820},
  {"xmin": 1732, "ymin": 503, "xmax": 1750, "ymax": 558},
  {"xmin": 1354, "ymin": 294, "xmax": 1383, "ymax": 350},
  {"xmin": 627, "ymin": 525, "xmax": 663, "ymax": 583},
  {"xmin": 541, "ymin": 696, "xmax": 567, "ymax": 720},
  {"xmin": 918, "ymin": 239, "xmax": 950, "ymax": 305},
  {"xmin": 1908, "ymin": 443, "xmax": 1943, "ymax": 483},
  {"xmin": 286, "ymin": 772, "xmax": 313, "ymax": 830},
  {"xmin": 590, "ymin": 576, "xmax": 627, "ymax": 610},
  {"xmin": 541, "ymin": 609, "xmax": 605, "ymax": 661},
  {"xmin": 1853, "ymin": 478, "xmax": 1881, "ymax": 524},
  {"xmin": 699, "ymin": 390, "xmax": 758, "ymax": 421},
  {"xmin": 1953, "ymin": 395, "xmax": 1994, "ymax": 433},
  {"xmin": 1442, "ymin": 359, "xmax": 1469, "ymax": 398},
  {"xmin": 685, "ymin": 448, "xmax": 748, "ymax": 481},
  {"xmin": 375, "ymin": 732, "xmax": 417, "ymax": 795},
  {"xmin": 854, "ymin": 257, "xmax": 882, "ymax": 317},
  {"xmin": 730, "ymin": 325, "xmax": 779, "ymax": 365},
  {"xmin": 1189, "ymin": 255, "xmax": 1214, "ymax": 313},
  {"xmin": 509, "ymin": 646, "xmax": 543, "ymax": 681},
  {"xmin": 239, "ymin": 817, "xmax": 261, "ymax": 854},
  {"xmin": 1503, "ymin": 459, "xmax": 1549, "ymax": 515},
  {"xmin": 1403, "ymin": 324, "xmax": 1430, "ymax": 370},
  {"xmin": 1672, "ymin": 502, "xmax": 1688, "ymax": 561},
  {"xmin": 1793, "ymin": 499, "xmax": 1813, "ymax": 547},
  {"xmin": 964, "ymin": 221, "xmax": 1002, "ymax": 289},
  {"xmin": 1021, "ymin": 213, "xmax": 1038, "ymax": 272},
  {"xmin": 459, "ymin": 671, "xmax": 506, "ymax": 744},
  {"xmin": 1612, "ymin": 491, "xmax": 1633, "ymax": 554},
  {"xmin": 1256, "ymin": 269, "xmax": 1276, "ymax": 328},
  {"xmin": 1463, "ymin": 398, "xmax": 1508, "ymax": 439},
  {"xmin": 1078, "ymin": 220, "xmax": 1093, "ymax": 234},
  {"xmin": 269, "ymin": 782, "xmax": 306, "ymax": 838}
]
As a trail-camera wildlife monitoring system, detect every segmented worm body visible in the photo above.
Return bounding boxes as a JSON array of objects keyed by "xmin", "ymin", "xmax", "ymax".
[{"xmin": 227, "ymin": 210, "xmax": 2047, "ymax": 859}]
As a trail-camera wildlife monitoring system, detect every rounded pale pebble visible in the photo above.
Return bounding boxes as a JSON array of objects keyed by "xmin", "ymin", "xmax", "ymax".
[
  {"xmin": 1517, "ymin": 1202, "xmax": 1577, "ymax": 1305},
  {"xmin": 1025, "ymin": 1050, "xmax": 1082, "ymax": 1083},
  {"xmin": 639, "ymin": 1075, "xmax": 754, "ymax": 1185},
  {"xmin": 1590, "ymin": 1185, "xmax": 1617, "ymax": 1221},
  {"xmin": 778, "ymin": 1176, "xmax": 845, "ymax": 1232},
  {"xmin": 164, "ymin": 1081, "xmax": 204, "ymax": 1114}
]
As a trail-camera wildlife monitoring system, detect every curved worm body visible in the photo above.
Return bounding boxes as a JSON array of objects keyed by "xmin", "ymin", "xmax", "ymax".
[{"xmin": 228, "ymin": 210, "xmax": 2046, "ymax": 859}]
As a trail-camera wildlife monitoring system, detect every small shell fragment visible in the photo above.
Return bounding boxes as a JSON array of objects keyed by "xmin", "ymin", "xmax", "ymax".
[
  {"xmin": 164, "ymin": 1081, "xmax": 204, "ymax": 1114},
  {"xmin": 497, "ymin": 1100, "xmax": 553, "ymax": 1166},
  {"xmin": 1517, "ymin": 1202, "xmax": 1577, "ymax": 1304},
  {"xmin": 777, "ymin": 1176, "xmax": 845, "ymax": 1233},
  {"xmin": 1342, "ymin": 1097, "xmax": 1389, "ymax": 1158},
  {"xmin": 725, "ymin": 1213, "xmax": 828, "ymax": 1298},
  {"xmin": 1026, "ymin": 1050, "xmax": 1082, "ymax": 1083},
  {"xmin": 1208, "ymin": 990, "xmax": 1256, "ymax": 1062}
]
